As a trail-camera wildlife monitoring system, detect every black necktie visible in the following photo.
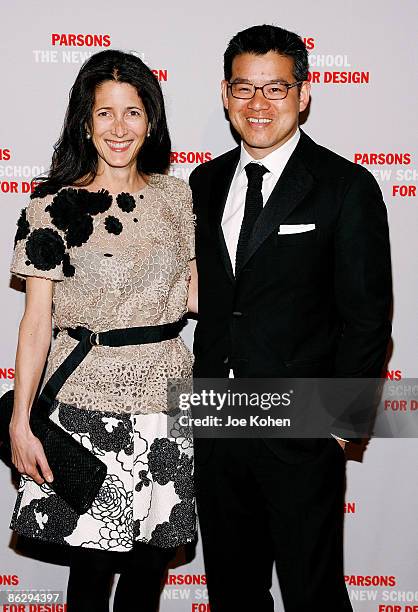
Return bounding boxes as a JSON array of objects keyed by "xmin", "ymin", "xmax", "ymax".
[{"xmin": 235, "ymin": 163, "xmax": 268, "ymax": 274}]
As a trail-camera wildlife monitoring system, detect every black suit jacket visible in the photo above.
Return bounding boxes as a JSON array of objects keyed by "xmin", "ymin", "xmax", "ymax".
[{"xmin": 189, "ymin": 130, "xmax": 392, "ymax": 457}]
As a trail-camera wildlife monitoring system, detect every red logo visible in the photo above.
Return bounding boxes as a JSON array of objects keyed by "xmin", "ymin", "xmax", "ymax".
[
  {"xmin": 0, "ymin": 575, "xmax": 19, "ymax": 586},
  {"xmin": 354, "ymin": 153, "xmax": 411, "ymax": 165},
  {"xmin": 170, "ymin": 152, "xmax": 212, "ymax": 165},
  {"xmin": 51, "ymin": 33, "xmax": 111, "ymax": 47},
  {"xmin": 0, "ymin": 368, "xmax": 15, "ymax": 380},
  {"xmin": 0, "ymin": 148, "xmax": 11, "ymax": 161},
  {"xmin": 303, "ymin": 37, "xmax": 315, "ymax": 51}
]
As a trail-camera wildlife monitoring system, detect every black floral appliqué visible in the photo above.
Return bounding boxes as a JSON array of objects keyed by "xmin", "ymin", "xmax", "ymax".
[
  {"xmin": 66, "ymin": 214, "xmax": 93, "ymax": 248},
  {"xmin": 116, "ymin": 193, "xmax": 136, "ymax": 213},
  {"xmin": 104, "ymin": 216, "xmax": 123, "ymax": 235},
  {"xmin": 46, "ymin": 188, "xmax": 112, "ymax": 248},
  {"xmin": 30, "ymin": 181, "xmax": 58, "ymax": 200},
  {"xmin": 83, "ymin": 189, "xmax": 113, "ymax": 215},
  {"xmin": 25, "ymin": 228, "xmax": 66, "ymax": 271},
  {"xmin": 62, "ymin": 253, "xmax": 75, "ymax": 277},
  {"xmin": 14, "ymin": 208, "xmax": 30, "ymax": 246}
]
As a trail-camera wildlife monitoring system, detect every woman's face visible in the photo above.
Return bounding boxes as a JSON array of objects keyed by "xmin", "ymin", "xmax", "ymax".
[{"xmin": 90, "ymin": 80, "xmax": 149, "ymax": 170}]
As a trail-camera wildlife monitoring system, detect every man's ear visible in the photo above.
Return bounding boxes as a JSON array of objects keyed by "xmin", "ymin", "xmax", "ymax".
[
  {"xmin": 221, "ymin": 80, "xmax": 229, "ymax": 111},
  {"xmin": 299, "ymin": 81, "xmax": 311, "ymax": 113}
]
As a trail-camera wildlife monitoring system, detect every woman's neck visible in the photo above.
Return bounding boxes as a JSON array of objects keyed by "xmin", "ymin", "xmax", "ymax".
[{"xmin": 84, "ymin": 163, "xmax": 147, "ymax": 194}]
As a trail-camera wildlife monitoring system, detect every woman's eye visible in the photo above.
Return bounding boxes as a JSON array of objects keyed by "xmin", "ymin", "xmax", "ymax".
[
  {"xmin": 129, "ymin": 110, "xmax": 141, "ymax": 116},
  {"xmin": 98, "ymin": 111, "xmax": 110, "ymax": 117}
]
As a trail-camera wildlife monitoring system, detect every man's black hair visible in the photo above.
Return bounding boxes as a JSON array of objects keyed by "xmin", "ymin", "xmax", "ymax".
[{"xmin": 224, "ymin": 24, "xmax": 309, "ymax": 82}]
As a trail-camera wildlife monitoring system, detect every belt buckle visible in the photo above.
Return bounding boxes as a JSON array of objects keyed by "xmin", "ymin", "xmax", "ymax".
[{"xmin": 89, "ymin": 332, "xmax": 100, "ymax": 346}]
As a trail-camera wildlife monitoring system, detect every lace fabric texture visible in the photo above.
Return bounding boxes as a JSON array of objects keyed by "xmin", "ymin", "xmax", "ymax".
[{"xmin": 11, "ymin": 174, "xmax": 195, "ymax": 414}]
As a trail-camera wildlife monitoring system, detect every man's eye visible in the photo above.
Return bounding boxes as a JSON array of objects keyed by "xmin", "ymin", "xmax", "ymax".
[
  {"xmin": 236, "ymin": 85, "xmax": 252, "ymax": 92},
  {"xmin": 267, "ymin": 84, "xmax": 286, "ymax": 93}
]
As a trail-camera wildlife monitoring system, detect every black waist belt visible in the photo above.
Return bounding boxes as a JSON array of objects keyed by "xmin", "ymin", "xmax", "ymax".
[
  {"xmin": 66, "ymin": 319, "xmax": 185, "ymax": 347},
  {"xmin": 38, "ymin": 319, "xmax": 186, "ymax": 409}
]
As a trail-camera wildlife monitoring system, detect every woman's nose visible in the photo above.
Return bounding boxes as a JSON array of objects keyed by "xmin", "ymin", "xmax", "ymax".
[{"xmin": 112, "ymin": 118, "xmax": 128, "ymax": 137}]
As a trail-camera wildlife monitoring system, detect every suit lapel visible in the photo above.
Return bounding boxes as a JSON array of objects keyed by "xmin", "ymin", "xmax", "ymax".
[
  {"xmin": 209, "ymin": 148, "xmax": 239, "ymax": 282},
  {"xmin": 237, "ymin": 139, "xmax": 315, "ymax": 275}
]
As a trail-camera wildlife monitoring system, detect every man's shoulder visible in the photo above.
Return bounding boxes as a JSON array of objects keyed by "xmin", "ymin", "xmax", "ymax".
[
  {"xmin": 301, "ymin": 131, "xmax": 374, "ymax": 185},
  {"xmin": 189, "ymin": 147, "xmax": 239, "ymax": 187}
]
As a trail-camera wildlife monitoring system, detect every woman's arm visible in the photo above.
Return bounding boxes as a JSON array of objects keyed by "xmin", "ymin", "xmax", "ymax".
[
  {"xmin": 9, "ymin": 276, "xmax": 54, "ymax": 485},
  {"xmin": 187, "ymin": 259, "xmax": 198, "ymax": 314}
]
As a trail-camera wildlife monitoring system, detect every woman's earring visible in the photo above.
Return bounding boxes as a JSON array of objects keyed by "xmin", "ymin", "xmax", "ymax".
[{"xmin": 86, "ymin": 131, "xmax": 91, "ymax": 140}]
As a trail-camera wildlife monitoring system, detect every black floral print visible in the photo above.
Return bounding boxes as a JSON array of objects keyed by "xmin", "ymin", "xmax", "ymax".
[
  {"xmin": 11, "ymin": 402, "xmax": 196, "ymax": 551},
  {"xmin": 90, "ymin": 474, "xmax": 129, "ymax": 522},
  {"xmin": 58, "ymin": 403, "xmax": 133, "ymax": 455},
  {"xmin": 149, "ymin": 500, "xmax": 196, "ymax": 548},
  {"xmin": 25, "ymin": 228, "xmax": 66, "ymax": 271},
  {"xmin": 116, "ymin": 193, "xmax": 136, "ymax": 213},
  {"xmin": 104, "ymin": 215, "xmax": 123, "ymax": 235},
  {"xmin": 148, "ymin": 439, "xmax": 180, "ymax": 485},
  {"xmin": 12, "ymin": 494, "xmax": 79, "ymax": 545},
  {"xmin": 135, "ymin": 470, "xmax": 151, "ymax": 492},
  {"xmin": 14, "ymin": 208, "xmax": 30, "ymax": 247},
  {"xmin": 173, "ymin": 455, "xmax": 194, "ymax": 500}
]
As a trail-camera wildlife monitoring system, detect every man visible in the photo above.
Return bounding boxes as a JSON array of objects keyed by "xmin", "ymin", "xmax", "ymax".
[{"xmin": 189, "ymin": 25, "xmax": 392, "ymax": 611}]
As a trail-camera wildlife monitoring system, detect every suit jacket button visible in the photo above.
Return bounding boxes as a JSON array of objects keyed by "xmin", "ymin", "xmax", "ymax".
[{"xmin": 232, "ymin": 311, "xmax": 243, "ymax": 317}]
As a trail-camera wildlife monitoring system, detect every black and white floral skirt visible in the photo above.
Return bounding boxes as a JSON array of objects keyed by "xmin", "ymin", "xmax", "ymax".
[{"xmin": 10, "ymin": 401, "xmax": 196, "ymax": 551}]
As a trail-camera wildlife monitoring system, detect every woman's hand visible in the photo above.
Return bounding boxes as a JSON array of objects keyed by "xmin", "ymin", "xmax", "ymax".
[
  {"xmin": 9, "ymin": 418, "xmax": 54, "ymax": 485},
  {"xmin": 187, "ymin": 259, "xmax": 198, "ymax": 314}
]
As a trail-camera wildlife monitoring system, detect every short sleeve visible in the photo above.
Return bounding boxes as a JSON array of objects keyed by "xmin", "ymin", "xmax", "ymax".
[{"xmin": 11, "ymin": 196, "xmax": 67, "ymax": 281}]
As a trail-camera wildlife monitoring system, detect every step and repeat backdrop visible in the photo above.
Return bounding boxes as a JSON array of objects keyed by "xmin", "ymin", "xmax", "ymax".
[{"xmin": 1, "ymin": 1, "xmax": 417, "ymax": 610}]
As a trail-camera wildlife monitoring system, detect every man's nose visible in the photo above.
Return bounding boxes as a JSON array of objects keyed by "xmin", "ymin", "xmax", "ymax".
[{"xmin": 248, "ymin": 88, "xmax": 270, "ymax": 111}]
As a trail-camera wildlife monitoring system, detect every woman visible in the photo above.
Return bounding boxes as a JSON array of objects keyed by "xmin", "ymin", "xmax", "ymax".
[{"xmin": 8, "ymin": 49, "xmax": 197, "ymax": 611}]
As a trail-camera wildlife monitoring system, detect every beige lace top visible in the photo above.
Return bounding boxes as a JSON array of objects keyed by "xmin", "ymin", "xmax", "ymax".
[{"xmin": 11, "ymin": 174, "xmax": 195, "ymax": 414}]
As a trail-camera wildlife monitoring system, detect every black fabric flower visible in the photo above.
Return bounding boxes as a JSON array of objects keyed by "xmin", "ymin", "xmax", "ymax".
[
  {"xmin": 104, "ymin": 216, "xmax": 123, "ymax": 235},
  {"xmin": 66, "ymin": 214, "xmax": 93, "ymax": 248},
  {"xmin": 25, "ymin": 228, "xmax": 66, "ymax": 271},
  {"xmin": 46, "ymin": 188, "xmax": 82, "ymax": 231},
  {"xmin": 62, "ymin": 253, "xmax": 75, "ymax": 277},
  {"xmin": 14, "ymin": 208, "xmax": 30, "ymax": 246},
  {"xmin": 83, "ymin": 189, "xmax": 112, "ymax": 215},
  {"xmin": 116, "ymin": 193, "xmax": 136, "ymax": 213},
  {"xmin": 46, "ymin": 188, "xmax": 112, "ymax": 248},
  {"xmin": 30, "ymin": 181, "xmax": 58, "ymax": 200}
]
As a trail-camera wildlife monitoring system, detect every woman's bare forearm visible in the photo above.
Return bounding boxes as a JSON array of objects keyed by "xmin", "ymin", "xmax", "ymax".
[{"xmin": 12, "ymin": 315, "xmax": 52, "ymax": 424}]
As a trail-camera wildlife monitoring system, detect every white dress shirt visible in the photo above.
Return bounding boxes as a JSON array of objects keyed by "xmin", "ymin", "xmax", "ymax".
[{"xmin": 222, "ymin": 129, "xmax": 300, "ymax": 272}]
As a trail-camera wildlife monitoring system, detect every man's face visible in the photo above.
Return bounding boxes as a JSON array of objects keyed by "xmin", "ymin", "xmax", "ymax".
[{"xmin": 222, "ymin": 51, "xmax": 310, "ymax": 159}]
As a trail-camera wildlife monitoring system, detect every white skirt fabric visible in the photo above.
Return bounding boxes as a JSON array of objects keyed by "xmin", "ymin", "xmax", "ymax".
[{"xmin": 10, "ymin": 400, "xmax": 196, "ymax": 551}]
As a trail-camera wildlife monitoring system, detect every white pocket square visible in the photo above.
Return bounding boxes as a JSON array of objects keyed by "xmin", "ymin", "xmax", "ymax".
[{"xmin": 278, "ymin": 223, "xmax": 316, "ymax": 234}]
